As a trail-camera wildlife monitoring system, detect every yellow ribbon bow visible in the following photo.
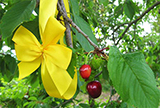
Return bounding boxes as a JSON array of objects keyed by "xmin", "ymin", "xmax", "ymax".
[{"xmin": 12, "ymin": 0, "xmax": 77, "ymax": 100}]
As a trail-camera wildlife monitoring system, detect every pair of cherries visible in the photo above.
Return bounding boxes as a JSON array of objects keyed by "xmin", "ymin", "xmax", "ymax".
[{"xmin": 79, "ymin": 64, "xmax": 102, "ymax": 98}]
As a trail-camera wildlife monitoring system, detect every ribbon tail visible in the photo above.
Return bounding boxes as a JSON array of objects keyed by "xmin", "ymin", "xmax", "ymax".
[
  {"xmin": 62, "ymin": 68, "xmax": 77, "ymax": 100},
  {"xmin": 41, "ymin": 57, "xmax": 77, "ymax": 99},
  {"xmin": 41, "ymin": 59, "xmax": 62, "ymax": 98}
]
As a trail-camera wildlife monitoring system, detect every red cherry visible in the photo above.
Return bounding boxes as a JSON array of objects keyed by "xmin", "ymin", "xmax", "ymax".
[
  {"xmin": 79, "ymin": 64, "xmax": 91, "ymax": 79},
  {"xmin": 86, "ymin": 81, "xmax": 102, "ymax": 98}
]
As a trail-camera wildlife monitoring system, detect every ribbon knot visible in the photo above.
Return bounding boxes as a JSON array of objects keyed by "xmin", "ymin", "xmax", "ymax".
[{"xmin": 40, "ymin": 45, "xmax": 44, "ymax": 54}]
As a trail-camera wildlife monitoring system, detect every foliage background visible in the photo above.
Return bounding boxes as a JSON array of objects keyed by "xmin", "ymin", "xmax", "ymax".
[{"xmin": 0, "ymin": 0, "xmax": 160, "ymax": 107}]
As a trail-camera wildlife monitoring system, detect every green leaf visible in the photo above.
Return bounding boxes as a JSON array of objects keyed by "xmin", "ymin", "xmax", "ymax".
[
  {"xmin": 124, "ymin": 0, "xmax": 136, "ymax": 20},
  {"xmin": 79, "ymin": 103, "xmax": 90, "ymax": 108},
  {"xmin": 2, "ymin": 54, "xmax": 17, "ymax": 81},
  {"xmin": 28, "ymin": 96, "xmax": 37, "ymax": 101},
  {"xmin": 0, "ymin": 0, "xmax": 36, "ymax": 39},
  {"xmin": 114, "ymin": 4, "xmax": 123, "ymax": 18},
  {"xmin": 0, "ymin": 5, "xmax": 5, "ymax": 20},
  {"xmin": 98, "ymin": 0, "xmax": 108, "ymax": 6},
  {"xmin": 108, "ymin": 46, "xmax": 159, "ymax": 108},
  {"xmin": 4, "ymin": 36, "xmax": 14, "ymax": 49},
  {"xmin": 4, "ymin": 0, "xmax": 23, "ymax": 5},
  {"xmin": 0, "ymin": 56, "xmax": 5, "ymax": 74},
  {"xmin": 119, "ymin": 102, "xmax": 128, "ymax": 108},
  {"xmin": 102, "ymin": 60, "xmax": 109, "ymax": 80},
  {"xmin": 74, "ymin": 15, "xmax": 98, "ymax": 52},
  {"xmin": 23, "ymin": 102, "xmax": 30, "ymax": 107},
  {"xmin": 22, "ymin": 17, "xmax": 40, "ymax": 41},
  {"xmin": 90, "ymin": 55, "xmax": 104, "ymax": 70},
  {"xmin": 77, "ymin": 72, "xmax": 84, "ymax": 92},
  {"xmin": 70, "ymin": 0, "xmax": 79, "ymax": 16},
  {"xmin": 4, "ymin": 54, "xmax": 16, "ymax": 74},
  {"xmin": 67, "ymin": 52, "xmax": 77, "ymax": 78},
  {"xmin": 27, "ymin": 71, "xmax": 39, "ymax": 89},
  {"xmin": 0, "ymin": 40, "xmax": 3, "ymax": 50}
]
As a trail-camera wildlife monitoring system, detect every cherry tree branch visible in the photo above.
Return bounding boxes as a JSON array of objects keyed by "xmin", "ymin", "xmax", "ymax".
[
  {"xmin": 112, "ymin": 22, "xmax": 129, "ymax": 34},
  {"xmin": 58, "ymin": 0, "xmax": 73, "ymax": 48},
  {"xmin": 115, "ymin": 1, "xmax": 160, "ymax": 45},
  {"xmin": 57, "ymin": 2, "xmax": 99, "ymax": 50},
  {"xmin": 112, "ymin": 23, "xmax": 129, "ymax": 44}
]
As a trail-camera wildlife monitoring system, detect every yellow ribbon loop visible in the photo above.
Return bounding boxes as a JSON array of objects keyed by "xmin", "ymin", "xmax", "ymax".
[{"xmin": 12, "ymin": 0, "xmax": 77, "ymax": 100}]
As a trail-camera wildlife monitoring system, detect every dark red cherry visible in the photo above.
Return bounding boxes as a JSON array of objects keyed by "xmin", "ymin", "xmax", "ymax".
[{"xmin": 86, "ymin": 81, "xmax": 102, "ymax": 98}]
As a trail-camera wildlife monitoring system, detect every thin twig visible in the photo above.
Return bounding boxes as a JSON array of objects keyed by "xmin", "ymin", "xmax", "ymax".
[
  {"xmin": 58, "ymin": 0, "xmax": 73, "ymax": 48},
  {"xmin": 115, "ymin": 1, "xmax": 160, "ymax": 45},
  {"xmin": 57, "ymin": 3, "xmax": 99, "ymax": 50},
  {"xmin": 94, "ymin": 71, "xmax": 102, "ymax": 78},
  {"xmin": 36, "ymin": 0, "xmax": 40, "ymax": 8},
  {"xmin": 0, "ymin": 52, "xmax": 5, "ymax": 55}
]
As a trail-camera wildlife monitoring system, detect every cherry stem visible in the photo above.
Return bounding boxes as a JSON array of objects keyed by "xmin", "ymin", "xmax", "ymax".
[
  {"xmin": 89, "ymin": 95, "xmax": 95, "ymax": 107},
  {"xmin": 100, "ymin": 47, "xmax": 109, "ymax": 52},
  {"xmin": 85, "ymin": 50, "xmax": 93, "ymax": 64}
]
